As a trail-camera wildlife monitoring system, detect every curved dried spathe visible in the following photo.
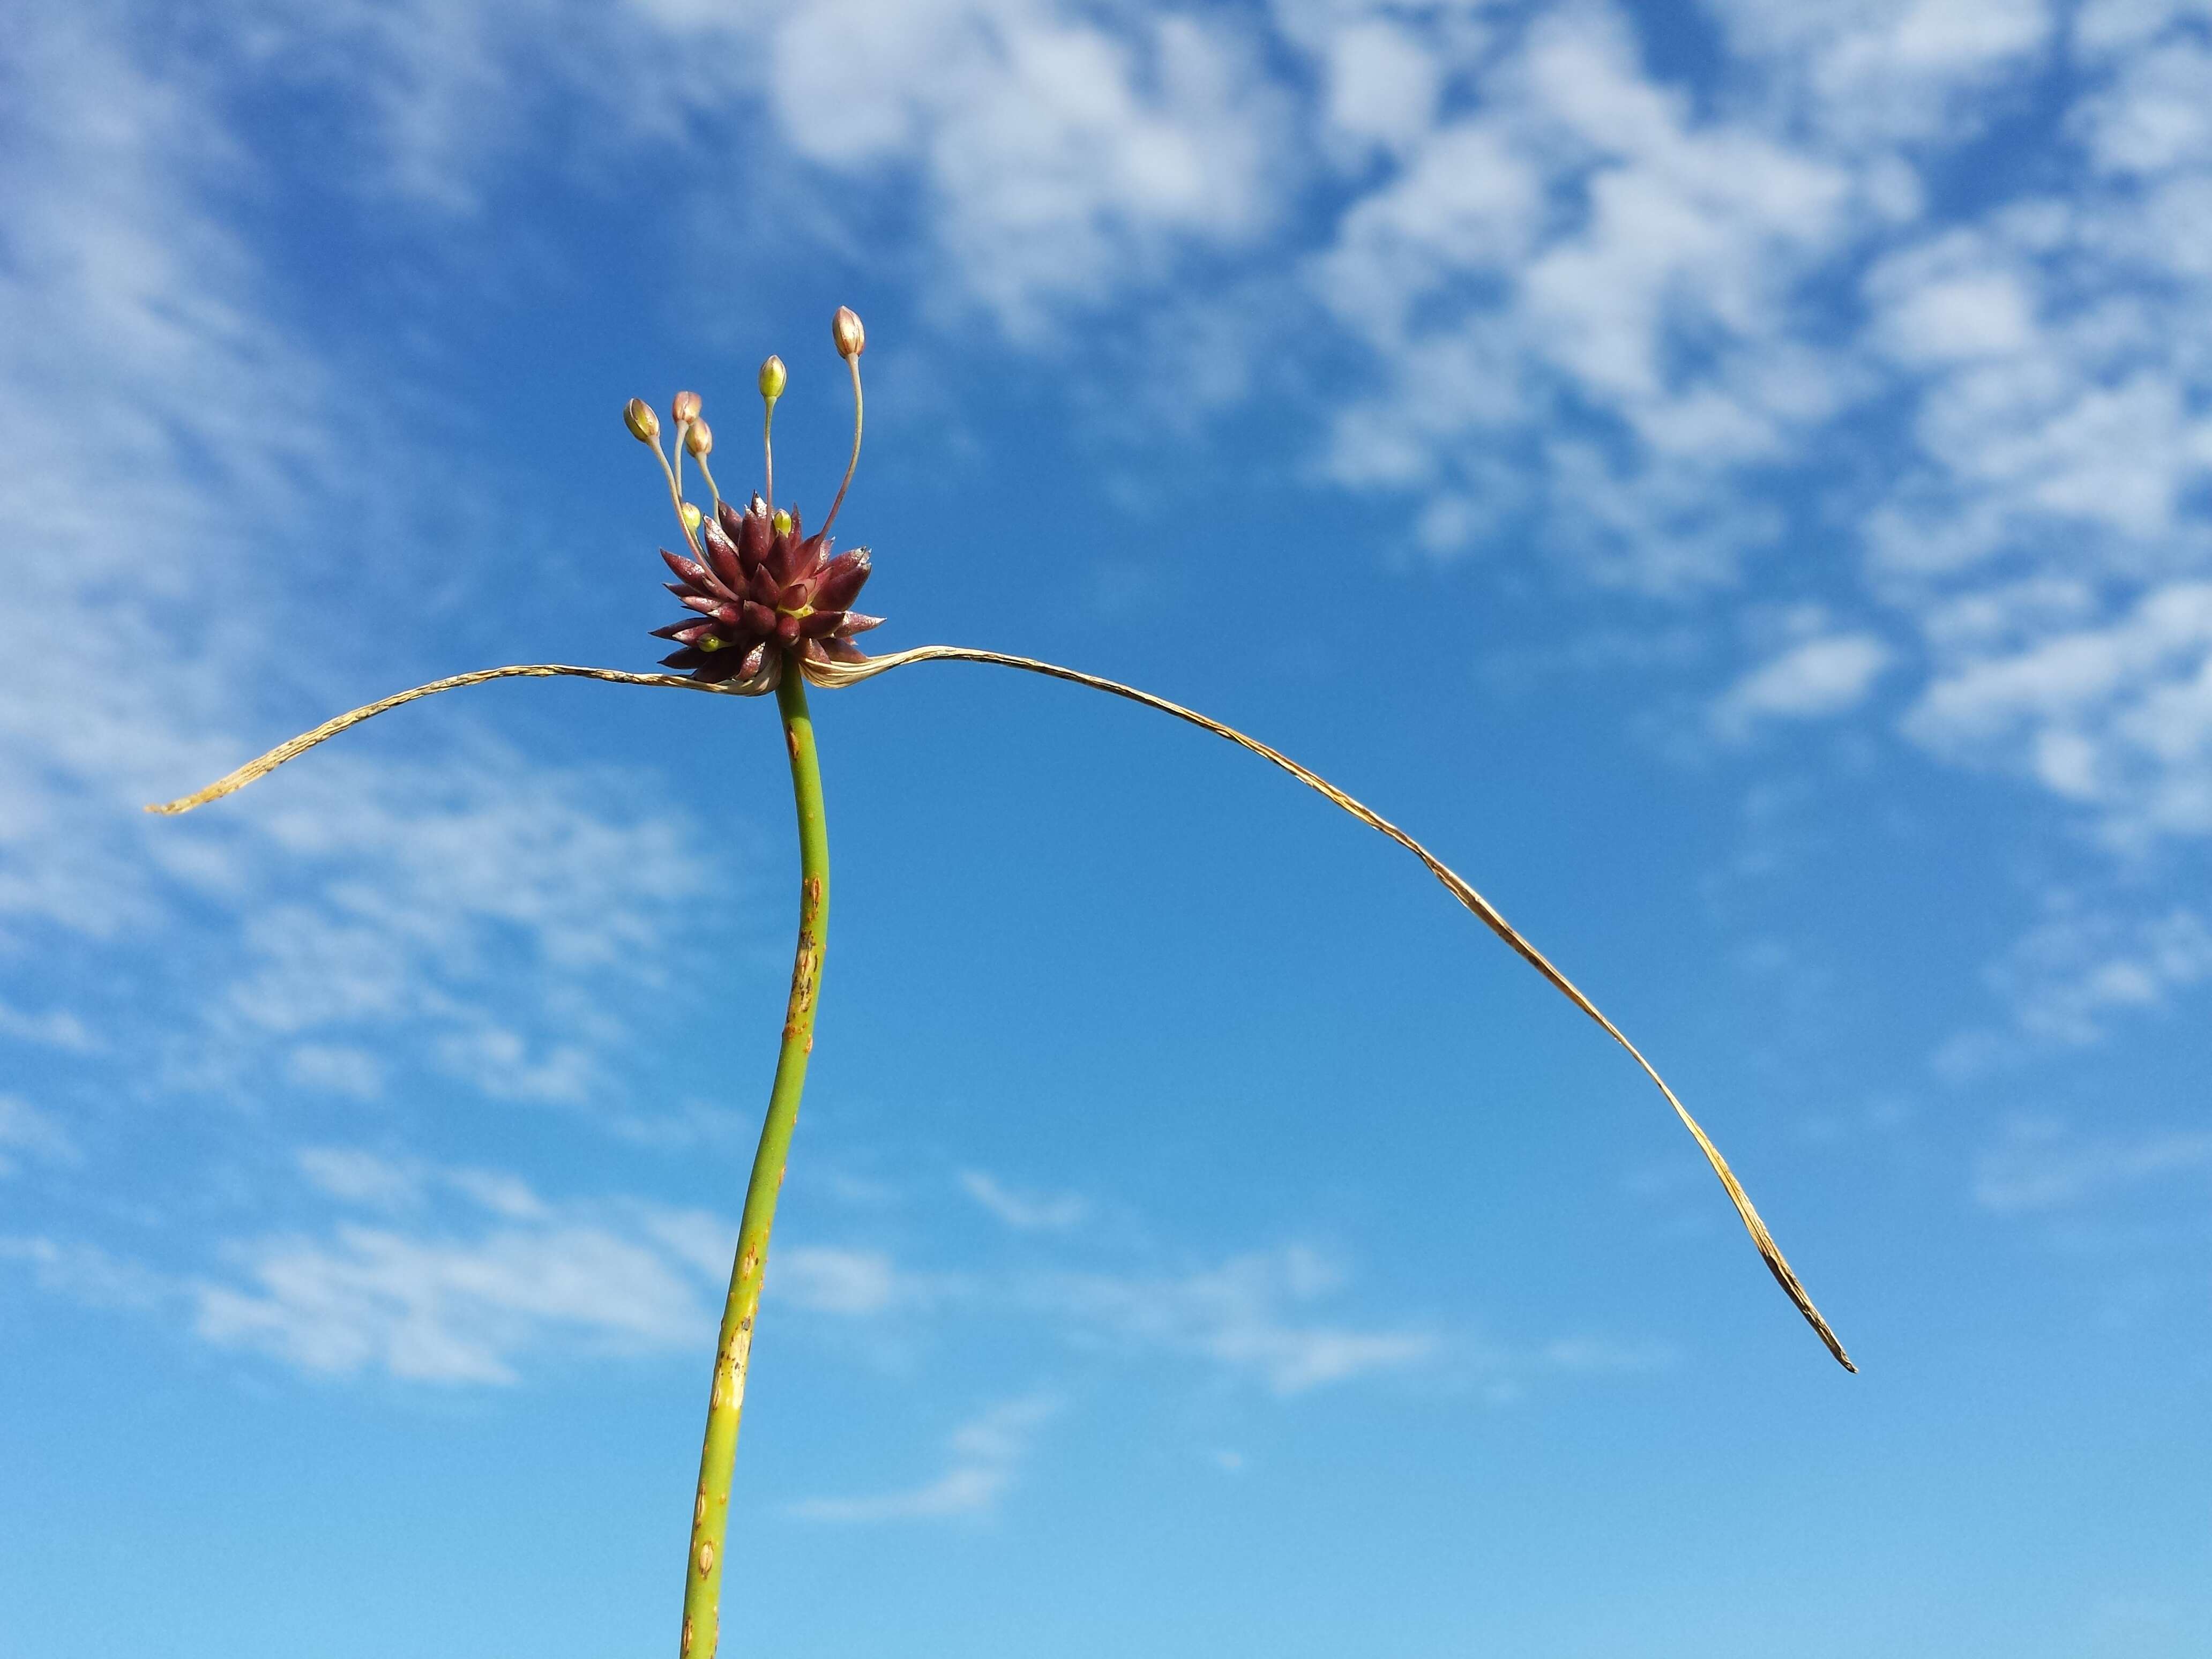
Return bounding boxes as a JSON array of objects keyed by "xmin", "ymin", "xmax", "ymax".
[
  {"xmin": 806, "ymin": 646, "xmax": 1854, "ymax": 1371},
  {"xmin": 143, "ymin": 663, "xmax": 771, "ymax": 817},
  {"xmin": 148, "ymin": 648, "xmax": 1854, "ymax": 1371}
]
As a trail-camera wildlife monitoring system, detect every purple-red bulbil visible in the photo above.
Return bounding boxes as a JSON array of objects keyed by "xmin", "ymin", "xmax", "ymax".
[{"xmin": 652, "ymin": 495, "xmax": 880, "ymax": 684}]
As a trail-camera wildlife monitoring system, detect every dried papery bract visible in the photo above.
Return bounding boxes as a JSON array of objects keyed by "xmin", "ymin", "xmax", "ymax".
[{"xmin": 149, "ymin": 301, "xmax": 1854, "ymax": 1659}]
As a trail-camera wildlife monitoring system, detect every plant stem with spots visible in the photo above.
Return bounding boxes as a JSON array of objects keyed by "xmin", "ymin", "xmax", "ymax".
[{"xmin": 680, "ymin": 661, "xmax": 829, "ymax": 1659}]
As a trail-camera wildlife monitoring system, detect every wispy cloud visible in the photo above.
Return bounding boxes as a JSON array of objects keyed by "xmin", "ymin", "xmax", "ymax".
[
  {"xmin": 1937, "ymin": 899, "xmax": 2212, "ymax": 1076},
  {"xmin": 1907, "ymin": 584, "xmax": 2212, "ymax": 845},
  {"xmin": 193, "ymin": 1218, "xmax": 708, "ymax": 1384},
  {"xmin": 0, "ymin": 4, "xmax": 719, "ymax": 1156},
  {"xmin": 0, "ymin": 1095, "xmax": 82, "ymax": 1176},
  {"xmin": 1975, "ymin": 1118, "xmax": 2212, "ymax": 1214},
  {"xmin": 753, "ymin": 0, "xmax": 1294, "ymax": 334},
  {"xmin": 0, "ymin": 998, "xmax": 95, "ymax": 1051},
  {"xmin": 1715, "ymin": 627, "xmax": 1893, "ymax": 736},
  {"xmin": 958, "ymin": 1168, "xmax": 1089, "ymax": 1232},
  {"xmin": 0, "ymin": 1236, "xmax": 166, "ymax": 1310},
  {"xmin": 791, "ymin": 1393, "xmax": 1060, "ymax": 1522},
  {"xmin": 193, "ymin": 1156, "xmax": 722, "ymax": 1383},
  {"xmin": 1043, "ymin": 1244, "xmax": 1437, "ymax": 1395}
]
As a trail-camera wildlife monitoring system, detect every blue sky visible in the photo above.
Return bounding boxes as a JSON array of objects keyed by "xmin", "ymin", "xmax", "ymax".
[{"xmin": 4, "ymin": 0, "xmax": 2210, "ymax": 1653}]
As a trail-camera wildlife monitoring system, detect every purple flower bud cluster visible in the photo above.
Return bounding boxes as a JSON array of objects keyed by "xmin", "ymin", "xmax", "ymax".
[{"xmin": 652, "ymin": 495, "xmax": 880, "ymax": 684}]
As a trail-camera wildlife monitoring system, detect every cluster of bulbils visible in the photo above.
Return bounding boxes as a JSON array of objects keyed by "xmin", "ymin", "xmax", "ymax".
[{"xmin": 625, "ymin": 305, "xmax": 879, "ymax": 687}]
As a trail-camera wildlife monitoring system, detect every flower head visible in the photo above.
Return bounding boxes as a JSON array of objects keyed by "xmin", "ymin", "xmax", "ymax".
[
  {"xmin": 651, "ymin": 494, "xmax": 880, "ymax": 684},
  {"xmin": 637, "ymin": 307, "xmax": 876, "ymax": 690}
]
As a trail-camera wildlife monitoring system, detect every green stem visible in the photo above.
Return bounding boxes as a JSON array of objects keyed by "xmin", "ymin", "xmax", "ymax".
[{"xmin": 680, "ymin": 658, "xmax": 829, "ymax": 1659}]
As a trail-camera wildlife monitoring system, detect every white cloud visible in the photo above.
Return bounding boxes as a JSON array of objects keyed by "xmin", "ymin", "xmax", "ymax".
[
  {"xmin": 772, "ymin": 1246, "xmax": 911, "ymax": 1317},
  {"xmin": 1535, "ymin": 1335, "xmax": 1678, "ymax": 1375},
  {"xmin": 0, "ymin": 5, "xmax": 712, "ymax": 1146},
  {"xmin": 1285, "ymin": 0, "xmax": 2212, "ymax": 850},
  {"xmin": 1703, "ymin": 0, "xmax": 2053, "ymax": 146},
  {"xmin": 0, "ymin": 8, "xmax": 316, "ymax": 947},
  {"xmin": 189, "ymin": 1154, "xmax": 745, "ymax": 1382},
  {"xmin": 958, "ymin": 1168, "xmax": 1089, "ymax": 1231},
  {"xmin": 1937, "ymin": 899, "xmax": 2212, "ymax": 1075},
  {"xmin": 194, "ymin": 1219, "xmax": 709, "ymax": 1383},
  {"xmin": 1321, "ymin": 18, "xmax": 1447, "ymax": 161},
  {"xmin": 297, "ymin": 1146, "xmax": 425, "ymax": 1208},
  {"xmin": 0, "ymin": 1095, "xmax": 81, "ymax": 1175},
  {"xmin": 2073, "ymin": 35, "xmax": 2212, "ymax": 175},
  {"xmin": 2000, "ymin": 905, "xmax": 2212, "ymax": 1045},
  {"xmin": 1975, "ymin": 1118, "xmax": 2212, "ymax": 1213},
  {"xmin": 754, "ymin": 0, "xmax": 1293, "ymax": 332},
  {"xmin": 1307, "ymin": 2, "xmax": 1878, "ymax": 588},
  {"xmin": 286, "ymin": 1044, "xmax": 386, "ymax": 1101},
  {"xmin": 0, "ymin": 998, "xmax": 94, "ymax": 1051},
  {"xmin": 1907, "ymin": 584, "xmax": 2212, "ymax": 841},
  {"xmin": 1716, "ymin": 631, "xmax": 1892, "ymax": 732},
  {"xmin": 1870, "ymin": 266, "xmax": 2038, "ymax": 366},
  {"xmin": 1047, "ymin": 1244, "xmax": 1436, "ymax": 1395},
  {"xmin": 431, "ymin": 1024, "xmax": 602, "ymax": 1109},
  {"xmin": 792, "ymin": 1393, "xmax": 1059, "ymax": 1522},
  {"xmin": 0, "ymin": 1236, "xmax": 166, "ymax": 1310}
]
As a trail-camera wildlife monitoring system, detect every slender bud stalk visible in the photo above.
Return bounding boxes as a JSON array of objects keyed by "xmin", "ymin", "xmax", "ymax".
[
  {"xmin": 672, "ymin": 394, "xmax": 705, "ymax": 499},
  {"xmin": 639, "ymin": 438, "xmax": 704, "ymax": 563},
  {"xmin": 820, "ymin": 351, "xmax": 863, "ymax": 536},
  {"xmin": 758, "ymin": 357, "xmax": 785, "ymax": 512},
  {"xmin": 687, "ymin": 420, "xmax": 725, "ymax": 507}
]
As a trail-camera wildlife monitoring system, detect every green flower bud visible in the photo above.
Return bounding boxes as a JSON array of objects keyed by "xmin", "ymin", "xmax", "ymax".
[
  {"xmin": 758, "ymin": 356, "xmax": 787, "ymax": 402},
  {"xmin": 684, "ymin": 419, "xmax": 713, "ymax": 457},
  {"xmin": 624, "ymin": 398, "xmax": 660, "ymax": 443},
  {"xmin": 681, "ymin": 501, "xmax": 703, "ymax": 534}
]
